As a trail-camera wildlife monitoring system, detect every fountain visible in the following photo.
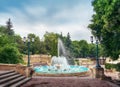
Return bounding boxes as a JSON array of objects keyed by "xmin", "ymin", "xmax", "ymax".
[
  {"xmin": 34, "ymin": 38, "xmax": 89, "ymax": 76},
  {"xmin": 51, "ymin": 56, "xmax": 69, "ymax": 70},
  {"xmin": 50, "ymin": 38, "xmax": 70, "ymax": 70}
]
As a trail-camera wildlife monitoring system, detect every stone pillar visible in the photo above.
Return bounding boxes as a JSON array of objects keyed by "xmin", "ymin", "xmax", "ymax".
[
  {"xmin": 25, "ymin": 66, "xmax": 35, "ymax": 77},
  {"xmin": 92, "ymin": 67, "xmax": 105, "ymax": 79},
  {"xmin": 15, "ymin": 64, "xmax": 34, "ymax": 77}
]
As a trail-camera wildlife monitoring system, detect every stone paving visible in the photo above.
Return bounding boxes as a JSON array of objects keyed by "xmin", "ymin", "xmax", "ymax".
[{"xmin": 21, "ymin": 76, "xmax": 119, "ymax": 87}]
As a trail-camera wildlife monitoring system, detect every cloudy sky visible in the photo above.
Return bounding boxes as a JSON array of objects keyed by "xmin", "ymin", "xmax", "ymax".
[{"xmin": 0, "ymin": 0, "xmax": 93, "ymax": 42}]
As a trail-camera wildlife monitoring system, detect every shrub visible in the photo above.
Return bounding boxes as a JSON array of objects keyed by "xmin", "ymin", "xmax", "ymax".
[
  {"xmin": 0, "ymin": 44, "xmax": 23, "ymax": 64},
  {"xmin": 105, "ymin": 63, "xmax": 120, "ymax": 72},
  {"xmin": 105, "ymin": 63, "xmax": 115, "ymax": 69},
  {"xmin": 115, "ymin": 63, "xmax": 120, "ymax": 72}
]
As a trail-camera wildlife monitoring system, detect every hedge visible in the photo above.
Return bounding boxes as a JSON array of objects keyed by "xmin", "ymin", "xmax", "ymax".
[{"xmin": 105, "ymin": 63, "xmax": 120, "ymax": 72}]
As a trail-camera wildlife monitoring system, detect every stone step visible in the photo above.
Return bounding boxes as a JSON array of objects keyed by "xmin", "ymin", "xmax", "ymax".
[
  {"xmin": 111, "ymin": 80, "xmax": 120, "ymax": 86},
  {"xmin": 0, "ymin": 74, "xmax": 22, "ymax": 84},
  {"xmin": 0, "ymin": 72, "xmax": 18, "ymax": 79},
  {"xmin": 0, "ymin": 70, "xmax": 15, "ymax": 75},
  {"xmin": 10, "ymin": 77, "xmax": 31, "ymax": 87},
  {"xmin": 0, "ymin": 76, "xmax": 26, "ymax": 87},
  {"xmin": 0, "ymin": 70, "xmax": 31, "ymax": 87}
]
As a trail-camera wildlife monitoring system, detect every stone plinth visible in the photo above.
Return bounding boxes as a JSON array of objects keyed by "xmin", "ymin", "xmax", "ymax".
[
  {"xmin": 92, "ymin": 67, "xmax": 104, "ymax": 79},
  {"xmin": 16, "ymin": 64, "xmax": 34, "ymax": 77},
  {"xmin": 34, "ymin": 71, "xmax": 90, "ymax": 77},
  {"xmin": 0, "ymin": 63, "xmax": 34, "ymax": 77}
]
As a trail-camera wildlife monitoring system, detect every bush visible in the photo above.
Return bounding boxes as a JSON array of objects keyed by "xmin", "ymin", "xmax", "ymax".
[
  {"xmin": 115, "ymin": 63, "xmax": 120, "ymax": 72},
  {"xmin": 74, "ymin": 59, "xmax": 79, "ymax": 65},
  {"xmin": 105, "ymin": 63, "xmax": 120, "ymax": 72},
  {"xmin": 105, "ymin": 63, "xmax": 115, "ymax": 69},
  {"xmin": 0, "ymin": 44, "xmax": 23, "ymax": 64}
]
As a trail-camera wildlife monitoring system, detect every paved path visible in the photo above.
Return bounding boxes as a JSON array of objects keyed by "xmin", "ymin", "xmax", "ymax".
[{"xmin": 21, "ymin": 77, "xmax": 119, "ymax": 87}]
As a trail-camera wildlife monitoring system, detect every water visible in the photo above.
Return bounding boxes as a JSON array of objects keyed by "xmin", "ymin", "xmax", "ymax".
[
  {"xmin": 58, "ymin": 38, "xmax": 66, "ymax": 57},
  {"xmin": 51, "ymin": 56, "xmax": 70, "ymax": 71},
  {"xmin": 51, "ymin": 38, "xmax": 69, "ymax": 71},
  {"xmin": 34, "ymin": 65, "xmax": 89, "ymax": 74},
  {"xmin": 34, "ymin": 38, "xmax": 89, "ymax": 74}
]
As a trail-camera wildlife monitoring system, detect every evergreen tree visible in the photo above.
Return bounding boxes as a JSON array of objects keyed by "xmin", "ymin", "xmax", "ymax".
[
  {"xmin": 6, "ymin": 18, "xmax": 14, "ymax": 35},
  {"xmin": 66, "ymin": 32, "xmax": 71, "ymax": 48}
]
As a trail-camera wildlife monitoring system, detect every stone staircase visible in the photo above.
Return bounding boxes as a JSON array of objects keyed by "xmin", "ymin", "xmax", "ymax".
[
  {"xmin": 0, "ymin": 70, "xmax": 31, "ymax": 87},
  {"xmin": 112, "ymin": 80, "xmax": 120, "ymax": 86}
]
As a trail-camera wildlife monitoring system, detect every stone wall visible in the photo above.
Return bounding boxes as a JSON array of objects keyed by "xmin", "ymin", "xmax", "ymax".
[
  {"xmin": 77, "ymin": 58, "xmax": 106, "ymax": 66},
  {"xmin": 23, "ymin": 54, "xmax": 51, "ymax": 65},
  {"xmin": 0, "ymin": 63, "xmax": 33, "ymax": 77},
  {"xmin": 34, "ymin": 71, "xmax": 90, "ymax": 77},
  {"xmin": 0, "ymin": 63, "xmax": 16, "ymax": 71}
]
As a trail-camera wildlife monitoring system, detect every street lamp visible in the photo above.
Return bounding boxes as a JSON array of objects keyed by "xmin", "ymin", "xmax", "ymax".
[
  {"xmin": 23, "ymin": 37, "xmax": 34, "ymax": 67},
  {"xmin": 90, "ymin": 36, "xmax": 101, "ymax": 68}
]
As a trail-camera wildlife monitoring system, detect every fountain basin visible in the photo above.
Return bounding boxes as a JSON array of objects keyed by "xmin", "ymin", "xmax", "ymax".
[{"xmin": 34, "ymin": 65, "xmax": 90, "ymax": 77}]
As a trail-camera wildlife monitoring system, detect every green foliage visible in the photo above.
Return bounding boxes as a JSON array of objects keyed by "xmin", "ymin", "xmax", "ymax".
[
  {"xmin": 27, "ymin": 33, "xmax": 41, "ymax": 54},
  {"xmin": 88, "ymin": 44, "xmax": 96, "ymax": 58},
  {"xmin": 0, "ymin": 44, "xmax": 23, "ymax": 64},
  {"xmin": 115, "ymin": 63, "xmax": 120, "ymax": 72},
  {"xmin": 0, "ymin": 26, "xmax": 8, "ymax": 35},
  {"xmin": 65, "ymin": 32, "xmax": 72, "ymax": 48},
  {"xmin": 14, "ymin": 35, "xmax": 25, "ymax": 53},
  {"xmin": 88, "ymin": 0, "xmax": 120, "ymax": 60},
  {"xmin": 44, "ymin": 32, "xmax": 58, "ymax": 56},
  {"xmin": 105, "ymin": 63, "xmax": 120, "ymax": 72},
  {"xmin": 0, "ymin": 25, "xmax": 14, "ymax": 36},
  {"xmin": 72, "ymin": 40, "xmax": 104, "ymax": 58},
  {"xmin": 0, "ymin": 25, "xmax": 23, "ymax": 64},
  {"xmin": 0, "ymin": 25, "xmax": 104, "ymax": 60},
  {"xmin": 74, "ymin": 59, "xmax": 79, "ymax": 65},
  {"xmin": 79, "ymin": 40, "xmax": 89, "ymax": 58},
  {"xmin": 105, "ymin": 63, "xmax": 115, "ymax": 69},
  {"xmin": 71, "ymin": 41, "xmax": 80, "ymax": 57}
]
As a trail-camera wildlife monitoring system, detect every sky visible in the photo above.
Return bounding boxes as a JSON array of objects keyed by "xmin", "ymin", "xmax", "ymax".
[{"xmin": 0, "ymin": 0, "xmax": 93, "ymax": 42}]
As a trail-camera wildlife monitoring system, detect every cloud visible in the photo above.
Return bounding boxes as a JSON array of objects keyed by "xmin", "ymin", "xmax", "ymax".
[
  {"xmin": 25, "ymin": 5, "xmax": 47, "ymax": 17},
  {"xmin": 48, "ymin": 24, "xmax": 92, "ymax": 42},
  {"xmin": 0, "ymin": 0, "xmax": 93, "ymax": 42}
]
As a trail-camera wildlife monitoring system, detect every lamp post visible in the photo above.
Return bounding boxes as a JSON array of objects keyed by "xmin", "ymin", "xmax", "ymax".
[
  {"xmin": 90, "ymin": 36, "xmax": 101, "ymax": 68},
  {"xmin": 23, "ymin": 37, "xmax": 34, "ymax": 67}
]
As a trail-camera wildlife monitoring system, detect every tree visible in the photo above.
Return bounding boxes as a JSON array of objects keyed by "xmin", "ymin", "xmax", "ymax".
[
  {"xmin": 0, "ymin": 26, "xmax": 7, "ymax": 35},
  {"xmin": 88, "ymin": 43, "xmax": 103, "ymax": 58},
  {"xmin": 14, "ymin": 35, "xmax": 25, "ymax": 53},
  {"xmin": 71, "ymin": 41, "xmax": 80, "ymax": 57},
  {"xmin": 44, "ymin": 32, "xmax": 58, "ymax": 56},
  {"xmin": 0, "ymin": 20, "xmax": 15, "ymax": 44},
  {"xmin": 78, "ymin": 40, "xmax": 89, "ymax": 58},
  {"xmin": 88, "ymin": 0, "xmax": 120, "ymax": 60},
  {"xmin": 25, "ymin": 33, "xmax": 43, "ymax": 54},
  {"xmin": 39, "ymin": 40, "xmax": 47, "ymax": 54},
  {"xmin": 88, "ymin": 44, "xmax": 96, "ymax": 58},
  {"xmin": 0, "ymin": 21, "xmax": 23, "ymax": 64},
  {"xmin": 62, "ymin": 32, "xmax": 73, "ymax": 57},
  {"xmin": 0, "ymin": 44, "xmax": 23, "ymax": 64},
  {"xmin": 65, "ymin": 32, "xmax": 72, "ymax": 48},
  {"xmin": 6, "ymin": 18, "xmax": 14, "ymax": 35}
]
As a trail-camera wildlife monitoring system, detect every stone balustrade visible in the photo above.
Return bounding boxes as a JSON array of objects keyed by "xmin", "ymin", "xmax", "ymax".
[{"xmin": 0, "ymin": 63, "xmax": 34, "ymax": 77}]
